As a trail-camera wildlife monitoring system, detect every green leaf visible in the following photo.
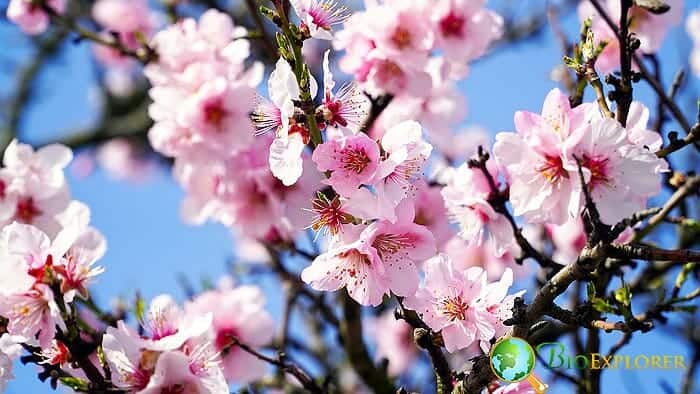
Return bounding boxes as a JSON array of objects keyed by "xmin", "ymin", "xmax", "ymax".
[
  {"xmin": 680, "ymin": 219, "xmax": 700, "ymax": 232},
  {"xmin": 59, "ymin": 377, "xmax": 90, "ymax": 392},
  {"xmin": 633, "ymin": 0, "xmax": 670, "ymax": 14},
  {"xmin": 591, "ymin": 297, "xmax": 615, "ymax": 313},
  {"xmin": 587, "ymin": 282, "xmax": 597, "ymax": 299},
  {"xmin": 134, "ymin": 294, "xmax": 146, "ymax": 323},
  {"xmin": 674, "ymin": 262, "xmax": 696, "ymax": 290},
  {"xmin": 614, "ymin": 283, "xmax": 632, "ymax": 307}
]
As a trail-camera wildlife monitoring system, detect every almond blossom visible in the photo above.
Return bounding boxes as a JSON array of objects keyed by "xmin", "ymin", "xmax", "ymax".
[
  {"xmin": 343, "ymin": 121, "xmax": 432, "ymax": 222},
  {"xmin": 102, "ymin": 299, "xmax": 227, "ymax": 393},
  {"xmin": 578, "ymin": 0, "xmax": 683, "ymax": 74},
  {"xmin": 367, "ymin": 310, "xmax": 418, "ymax": 376},
  {"xmin": 185, "ymin": 279, "xmax": 275, "ymax": 383},
  {"xmin": 290, "ymin": 0, "xmax": 349, "ymax": 40},
  {"xmin": 319, "ymin": 51, "xmax": 369, "ymax": 131},
  {"xmin": 312, "ymin": 133, "xmax": 380, "ymax": 196},
  {"xmin": 441, "ymin": 161, "xmax": 520, "ymax": 257},
  {"xmin": 145, "ymin": 9, "xmax": 261, "ymax": 158},
  {"xmin": 493, "ymin": 88, "xmax": 589, "ymax": 225},
  {"xmin": 0, "ymin": 335, "xmax": 22, "ymax": 392},
  {"xmin": 565, "ymin": 118, "xmax": 662, "ymax": 225},
  {"xmin": 493, "ymin": 381, "xmax": 536, "ymax": 394},
  {"xmin": 259, "ymin": 58, "xmax": 318, "ymax": 186},
  {"xmin": 6, "ymin": 0, "xmax": 65, "ymax": 35},
  {"xmin": 176, "ymin": 136, "xmax": 320, "ymax": 241},
  {"xmin": 301, "ymin": 211, "xmax": 436, "ymax": 306},
  {"xmin": 404, "ymin": 254, "xmax": 518, "ymax": 353},
  {"xmin": 431, "ymin": 0, "xmax": 503, "ymax": 65},
  {"xmin": 92, "ymin": 0, "xmax": 155, "ymax": 67}
]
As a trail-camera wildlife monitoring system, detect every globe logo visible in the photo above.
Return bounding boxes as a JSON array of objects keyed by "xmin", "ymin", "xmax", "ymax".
[{"xmin": 490, "ymin": 337, "xmax": 536, "ymax": 382}]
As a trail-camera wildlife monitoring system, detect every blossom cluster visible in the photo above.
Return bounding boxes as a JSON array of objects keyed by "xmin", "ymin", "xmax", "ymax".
[
  {"xmin": 1, "ymin": 0, "xmax": 690, "ymax": 392},
  {"xmin": 334, "ymin": 0, "xmax": 503, "ymax": 153},
  {"xmin": 0, "ymin": 140, "xmax": 105, "ymax": 386},
  {"xmin": 103, "ymin": 280, "xmax": 274, "ymax": 392}
]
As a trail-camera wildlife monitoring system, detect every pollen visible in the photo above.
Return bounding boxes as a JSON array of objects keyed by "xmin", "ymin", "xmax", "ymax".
[{"xmin": 440, "ymin": 295, "xmax": 469, "ymax": 321}]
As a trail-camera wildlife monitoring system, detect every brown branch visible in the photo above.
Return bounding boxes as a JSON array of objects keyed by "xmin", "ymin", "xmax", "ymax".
[
  {"xmin": 339, "ymin": 293, "xmax": 395, "ymax": 394},
  {"xmin": 396, "ymin": 300, "xmax": 452, "ymax": 394},
  {"xmin": 231, "ymin": 339, "xmax": 324, "ymax": 394},
  {"xmin": 634, "ymin": 175, "xmax": 700, "ymax": 240}
]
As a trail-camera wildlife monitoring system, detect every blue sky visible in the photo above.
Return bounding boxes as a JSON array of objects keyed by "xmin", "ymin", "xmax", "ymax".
[{"xmin": 1, "ymin": 1, "xmax": 699, "ymax": 392}]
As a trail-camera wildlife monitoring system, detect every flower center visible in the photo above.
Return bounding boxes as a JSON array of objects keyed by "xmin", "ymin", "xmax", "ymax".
[
  {"xmin": 311, "ymin": 194, "xmax": 352, "ymax": 236},
  {"xmin": 582, "ymin": 155, "xmax": 611, "ymax": 189},
  {"xmin": 440, "ymin": 295, "xmax": 469, "ymax": 321},
  {"xmin": 0, "ymin": 179, "xmax": 6, "ymax": 200},
  {"xmin": 16, "ymin": 197, "xmax": 42, "ymax": 224},
  {"xmin": 537, "ymin": 155, "xmax": 568, "ymax": 184},
  {"xmin": 215, "ymin": 327, "xmax": 239, "ymax": 350},
  {"xmin": 391, "ymin": 27, "xmax": 413, "ymax": 49},
  {"xmin": 341, "ymin": 147, "xmax": 371, "ymax": 174},
  {"xmin": 440, "ymin": 12, "xmax": 466, "ymax": 38},
  {"xmin": 338, "ymin": 249, "xmax": 371, "ymax": 278},
  {"xmin": 203, "ymin": 101, "xmax": 226, "ymax": 127},
  {"xmin": 372, "ymin": 233, "xmax": 415, "ymax": 260}
]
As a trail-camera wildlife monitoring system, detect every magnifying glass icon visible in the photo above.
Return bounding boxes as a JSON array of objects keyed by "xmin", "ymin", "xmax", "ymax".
[{"xmin": 489, "ymin": 337, "xmax": 548, "ymax": 394}]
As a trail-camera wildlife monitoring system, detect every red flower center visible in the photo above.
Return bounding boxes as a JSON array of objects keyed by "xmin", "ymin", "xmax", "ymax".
[
  {"xmin": 440, "ymin": 12, "xmax": 466, "ymax": 38},
  {"xmin": 16, "ymin": 197, "xmax": 42, "ymax": 224}
]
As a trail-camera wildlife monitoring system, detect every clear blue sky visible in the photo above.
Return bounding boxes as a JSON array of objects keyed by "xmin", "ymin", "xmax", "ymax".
[{"xmin": 1, "ymin": 1, "xmax": 699, "ymax": 392}]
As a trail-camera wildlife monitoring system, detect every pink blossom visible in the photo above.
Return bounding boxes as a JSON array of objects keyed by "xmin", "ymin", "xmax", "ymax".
[
  {"xmin": 102, "ymin": 321, "xmax": 154, "ymax": 391},
  {"xmin": 312, "ymin": 133, "xmax": 380, "ymax": 196},
  {"xmin": 140, "ymin": 295, "xmax": 212, "ymax": 352},
  {"xmin": 375, "ymin": 58, "xmax": 467, "ymax": 142},
  {"xmin": 185, "ymin": 282, "xmax": 275, "ymax": 383},
  {"xmin": 260, "ymin": 58, "xmax": 319, "ymax": 186},
  {"xmin": 176, "ymin": 136, "xmax": 320, "ymax": 241},
  {"xmin": 493, "ymin": 88, "xmax": 589, "ymax": 225},
  {"xmin": 578, "ymin": 0, "xmax": 683, "ymax": 74},
  {"xmin": 139, "ymin": 348, "xmax": 227, "ymax": 394},
  {"xmin": 319, "ymin": 51, "xmax": 369, "ymax": 131},
  {"xmin": 0, "ymin": 334, "xmax": 22, "ymax": 392},
  {"xmin": 0, "ymin": 284, "xmax": 65, "ymax": 348},
  {"xmin": 290, "ymin": 0, "xmax": 348, "ymax": 40},
  {"xmin": 3, "ymin": 139, "xmax": 72, "ymax": 197},
  {"xmin": 104, "ymin": 321, "xmax": 227, "ymax": 393},
  {"xmin": 364, "ymin": 0, "xmax": 434, "ymax": 67},
  {"xmin": 441, "ymin": 162, "xmax": 520, "ymax": 257},
  {"xmin": 431, "ymin": 0, "xmax": 503, "ymax": 64},
  {"xmin": 443, "ymin": 236, "xmax": 521, "ymax": 281},
  {"xmin": 367, "ymin": 311, "xmax": 418, "ymax": 376},
  {"xmin": 145, "ymin": 10, "xmax": 261, "ymax": 159},
  {"xmin": 179, "ymin": 77, "xmax": 256, "ymax": 152},
  {"xmin": 341, "ymin": 121, "xmax": 431, "ymax": 223},
  {"xmin": 309, "ymin": 192, "xmax": 355, "ymax": 237},
  {"xmin": 413, "ymin": 181, "xmax": 454, "ymax": 249},
  {"xmin": 361, "ymin": 52, "xmax": 433, "ymax": 97},
  {"xmin": 565, "ymin": 118, "xmax": 662, "ymax": 225},
  {"xmin": 96, "ymin": 138, "xmax": 155, "ymax": 182},
  {"xmin": 6, "ymin": 0, "xmax": 65, "ymax": 35},
  {"xmin": 404, "ymin": 254, "xmax": 518, "ymax": 353},
  {"xmin": 546, "ymin": 218, "xmax": 588, "ymax": 263},
  {"xmin": 493, "ymin": 381, "xmax": 536, "ymax": 394},
  {"xmin": 302, "ymin": 213, "xmax": 436, "ymax": 306},
  {"xmin": 92, "ymin": 0, "xmax": 155, "ymax": 67}
]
